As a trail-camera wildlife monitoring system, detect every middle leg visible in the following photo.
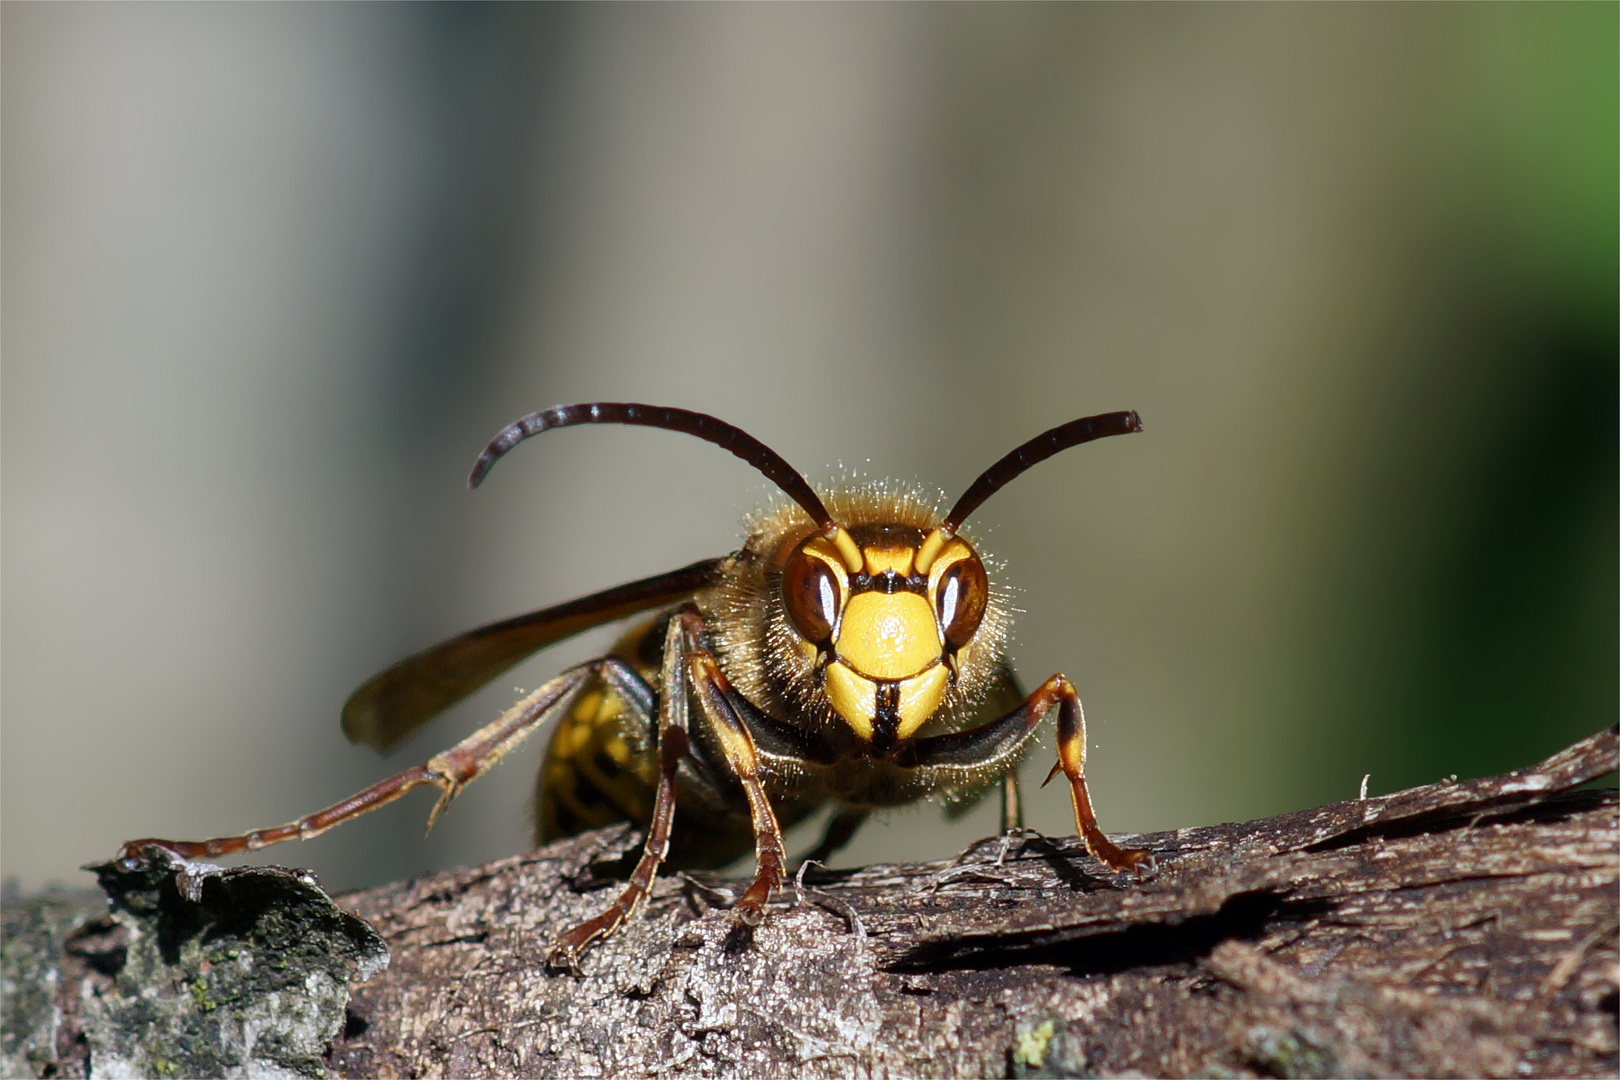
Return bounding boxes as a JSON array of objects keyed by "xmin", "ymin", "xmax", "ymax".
[
  {"xmin": 547, "ymin": 604, "xmax": 797, "ymax": 960},
  {"xmin": 547, "ymin": 615, "xmax": 691, "ymax": 968}
]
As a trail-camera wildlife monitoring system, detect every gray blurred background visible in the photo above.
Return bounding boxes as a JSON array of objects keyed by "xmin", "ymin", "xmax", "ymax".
[{"xmin": 5, "ymin": 4, "xmax": 1614, "ymax": 894}]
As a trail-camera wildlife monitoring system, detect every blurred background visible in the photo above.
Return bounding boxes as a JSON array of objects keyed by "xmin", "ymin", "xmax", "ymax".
[{"xmin": 4, "ymin": 4, "xmax": 1614, "ymax": 894}]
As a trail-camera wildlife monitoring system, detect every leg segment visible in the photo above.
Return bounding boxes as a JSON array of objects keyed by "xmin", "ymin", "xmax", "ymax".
[
  {"xmin": 547, "ymin": 605, "xmax": 789, "ymax": 960},
  {"xmin": 686, "ymin": 642, "xmax": 786, "ymax": 925},
  {"xmin": 902, "ymin": 672, "xmax": 1145, "ymax": 872},
  {"xmin": 671, "ymin": 607, "xmax": 791, "ymax": 925},
  {"xmin": 799, "ymin": 805, "xmax": 870, "ymax": 867},
  {"xmin": 548, "ymin": 616, "xmax": 690, "ymax": 968},
  {"xmin": 999, "ymin": 769, "xmax": 1025, "ymax": 833},
  {"xmin": 118, "ymin": 658, "xmax": 643, "ymax": 865},
  {"xmin": 1040, "ymin": 675, "xmax": 1151, "ymax": 871},
  {"xmin": 545, "ymin": 725, "xmax": 688, "ymax": 968}
]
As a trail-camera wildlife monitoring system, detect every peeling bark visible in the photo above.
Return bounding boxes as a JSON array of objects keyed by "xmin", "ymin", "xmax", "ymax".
[{"xmin": 5, "ymin": 727, "xmax": 1615, "ymax": 1078}]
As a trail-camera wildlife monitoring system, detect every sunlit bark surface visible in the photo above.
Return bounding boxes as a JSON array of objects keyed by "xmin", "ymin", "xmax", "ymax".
[{"xmin": 6, "ymin": 728, "xmax": 1614, "ymax": 1079}]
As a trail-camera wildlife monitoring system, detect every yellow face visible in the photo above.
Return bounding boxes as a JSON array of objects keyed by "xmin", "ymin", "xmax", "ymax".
[{"xmin": 780, "ymin": 528, "xmax": 989, "ymax": 753}]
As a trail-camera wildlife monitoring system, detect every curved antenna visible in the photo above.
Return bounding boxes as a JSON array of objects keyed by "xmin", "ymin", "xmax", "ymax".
[
  {"xmin": 468, "ymin": 402, "xmax": 835, "ymax": 531},
  {"xmin": 944, "ymin": 410, "xmax": 1143, "ymax": 532}
]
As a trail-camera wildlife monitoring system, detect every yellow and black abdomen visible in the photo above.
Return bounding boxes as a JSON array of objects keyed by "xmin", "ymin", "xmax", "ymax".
[{"xmin": 534, "ymin": 617, "xmax": 664, "ymax": 846}]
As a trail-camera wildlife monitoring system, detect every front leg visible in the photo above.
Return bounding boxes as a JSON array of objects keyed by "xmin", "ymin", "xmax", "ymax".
[
  {"xmin": 546, "ymin": 605, "xmax": 790, "ymax": 963},
  {"xmin": 680, "ymin": 610, "xmax": 787, "ymax": 927},
  {"xmin": 1043, "ymin": 675, "xmax": 1152, "ymax": 871},
  {"xmin": 903, "ymin": 673, "xmax": 1148, "ymax": 872}
]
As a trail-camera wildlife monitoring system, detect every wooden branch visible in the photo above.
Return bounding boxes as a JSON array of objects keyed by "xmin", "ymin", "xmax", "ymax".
[{"xmin": 6, "ymin": 727, "xmax": 1615, "ymax": 1078}]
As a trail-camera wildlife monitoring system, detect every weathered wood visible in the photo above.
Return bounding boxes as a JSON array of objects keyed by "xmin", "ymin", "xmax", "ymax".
[{"xmin": 6, "ymin": 727, "xmax": 1616, "ymax": 1078}]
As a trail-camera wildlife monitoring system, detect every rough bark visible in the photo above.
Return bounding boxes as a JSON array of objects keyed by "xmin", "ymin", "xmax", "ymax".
[{"xmin": 5, "ymin": 727, "xmax": 1615, "ymax": 1079}]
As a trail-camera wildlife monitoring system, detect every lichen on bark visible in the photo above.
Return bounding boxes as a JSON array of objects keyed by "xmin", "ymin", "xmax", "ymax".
[{"xmin": 5, "ymin": 857, "xmax": 387, "ymax": 1079}]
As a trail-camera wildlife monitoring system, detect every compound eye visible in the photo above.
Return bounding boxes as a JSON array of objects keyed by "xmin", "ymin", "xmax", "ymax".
[
  {"xmin": 782, "ymin": 545, "xmax": 842, "ymax": 647},
  {"xmin": 936, "ymin": 555, "xmax": 988, "ymax": 650}
]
